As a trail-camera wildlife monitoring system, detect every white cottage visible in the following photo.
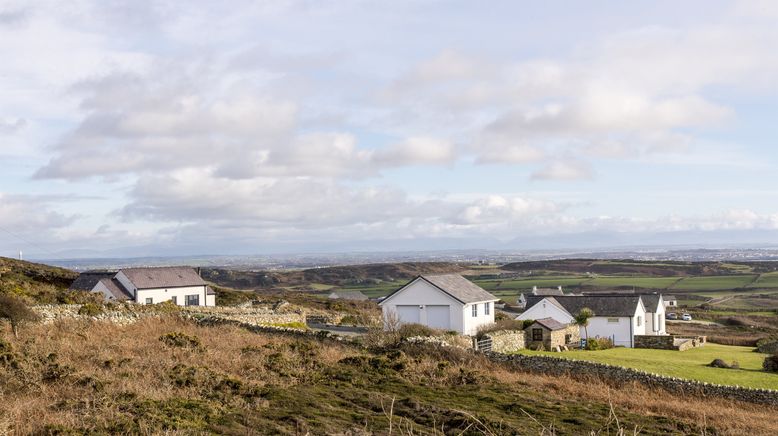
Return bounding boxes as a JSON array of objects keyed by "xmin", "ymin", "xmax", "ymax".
[
  {"xmin": 518, "ymin": 295, "xmax": 648, "ymax": 347},
  {"xmin": 69, "ymin": 266, "xmax": 216, "ymax": 306},
  {"xmin": 640, "ymin": 294, "xmax": 667, "ymax": 335},
  {"xmin": 379, "ymin": 274, "xmax": 499, "ymax": 335}
]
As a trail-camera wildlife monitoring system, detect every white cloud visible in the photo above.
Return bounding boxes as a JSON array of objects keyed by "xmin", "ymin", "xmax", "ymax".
[{"xmin": 531, "ymin": 160, "xmax": 594, "ymax": 181}]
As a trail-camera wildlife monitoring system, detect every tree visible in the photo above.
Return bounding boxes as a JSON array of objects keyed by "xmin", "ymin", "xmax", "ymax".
[
  {"xmin": 0, "ymin": 294, "xmax": 39, "ymax": 338},
  {"xmin": 575, "ymin": 307, "xmax": 595, "ymax": 345}
]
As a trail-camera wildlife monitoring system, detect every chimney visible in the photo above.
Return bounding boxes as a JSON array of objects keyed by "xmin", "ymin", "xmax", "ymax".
[
  {"xmin": 196, "ymin": 267, "xmax": 201, "ymax": 277},
  {"xmin": 532, "ymin": 285, "xmax": 537, "ymax": 292},
  {"xmin": 558, "ymin": 286, "xmax": 562, "ymax": 291}
]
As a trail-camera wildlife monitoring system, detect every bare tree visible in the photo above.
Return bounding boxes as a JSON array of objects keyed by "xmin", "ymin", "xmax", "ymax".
[{"xmin": 0, "ymin": 294, "xmax": 40, "ymax": 338}]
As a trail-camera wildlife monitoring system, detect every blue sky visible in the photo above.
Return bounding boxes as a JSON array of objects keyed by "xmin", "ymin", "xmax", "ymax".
[{"xmin": 1, "ymin": 0, "xmax": 778, "ymax": 258}]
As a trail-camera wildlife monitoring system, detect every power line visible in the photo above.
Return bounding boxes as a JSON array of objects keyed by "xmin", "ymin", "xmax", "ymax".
[{"xmin": 0, "ymin": 223, "xmax": 58, "ymax": 257}]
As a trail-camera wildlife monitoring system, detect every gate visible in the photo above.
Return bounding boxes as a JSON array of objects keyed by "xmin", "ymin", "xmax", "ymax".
[{"xmin": 475, "ymin": 337, "xmax": 492, "ymax": 352}]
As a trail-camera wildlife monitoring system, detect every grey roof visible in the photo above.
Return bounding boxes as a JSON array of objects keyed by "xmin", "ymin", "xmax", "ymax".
[
  {"xmin": 527, "ymin": 295, "xmax": 643, "ymax": 317},
  {"xmin": 664, "ymin": 295, "xmax": 677, "ymax": 301},
  {"xmin": 206, "ymin": 286, "xmax": 216, "ymax": 296},
  {"xmin": 382, "ymin": 274, "xmax": 497, "ymax": 305},
  {"xmin": 421, "ymin": 274, "xmax": 498, "ymax": 304},
  {"xmin": 533, "ymin": 288, "xmax": 564, "ymax": 296},
  {"xmin": 69, "ymin": 271, "xmax": 116, "ymax": 291},
  {"xmin": 119, "ymin": 266, "xmax": 206, "ymax": 289},
  {"xmin": 328, "ymin": 290, "xmax": 369, "ymax": 301},
  {"xmin": 530, "ymin": 317, "xmax": 569, "ymax": 331},
  {"xmin": 640, "ymin": 294, "xmax": 662, "ymax": 312},
  {"xmin": 99, "ymin": 278, "xmax": 133, "ymax": 301}
]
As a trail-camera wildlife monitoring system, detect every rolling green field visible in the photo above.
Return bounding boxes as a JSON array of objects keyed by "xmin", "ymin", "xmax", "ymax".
[
  {"xmin": 670, "ymin": 275, "xmax": 758, "ymax": 290},
  {"xmin": 749, "ymin": 272, "xmax": 778, "ymax": 288},
  {"xmin": 520, "ymin": 344, "xmax": 778, "ymax": 389}
]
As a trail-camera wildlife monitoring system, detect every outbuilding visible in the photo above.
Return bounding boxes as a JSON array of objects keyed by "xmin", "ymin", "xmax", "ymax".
[{"xmin": 379, "ymin": 274, "xmax": 498, "ymax": 335}]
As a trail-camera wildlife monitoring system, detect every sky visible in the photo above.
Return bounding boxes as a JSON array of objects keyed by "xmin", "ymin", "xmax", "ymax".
[{"xmin": 2, "ymin": 0, "xmax": 778, "ymax": 259}]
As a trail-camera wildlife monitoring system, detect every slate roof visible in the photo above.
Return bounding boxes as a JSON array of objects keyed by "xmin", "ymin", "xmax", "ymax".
[
  {"xmin": 530, "ymin": 317, "xmax": 569, "ymax": 331},
  {"xmin": 68, "ymin": 271, "xmax": 116, "ymax": 291},
  {"xmin": 639, "ymin": 294, "xmax": 662, "ymax": 312},
  {"xmin": 206, "ymin": 286, "xmax": 216, "ymax": 296},
  {"xmin": 99, "ymin": 278, "xmax": 133, "ymax": 301},
  {"xmin": 381, "ymin": 274, "xmax": 497, "ymax": 305},
  {"xmin": 119, "ymin": 266, "xmax": 206, "ymax": 289},
  {"xmin": 527, "ymin": 295, "xmax": 643, "ymax": 317},
  {"xmin": 421, "ymin": 274, "xmax": 498, "ymax": 304},
  {"xmin": 328, "ymin": 290, "xmax": 369, "ymax": 301},
  {"xmin": 664, "ymin": 295, "xmax": 677, "ymax": 301}
]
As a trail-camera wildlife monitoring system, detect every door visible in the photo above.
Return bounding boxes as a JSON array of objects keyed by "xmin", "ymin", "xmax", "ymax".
[
  {"xmin": 426, "ymin": 305, "xmax": 450, "ymax": 330},
  {"xmin": 395, "ymin": 305, "xmax": 420, "ymax": 324}
]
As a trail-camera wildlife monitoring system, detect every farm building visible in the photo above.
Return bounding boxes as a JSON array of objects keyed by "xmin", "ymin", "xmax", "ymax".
[
  {"xmin": 379, "ymin": 274, "xmax": 498, "ymax": 335},
  {"xmin": 518, "ymin": 295, "xmax": 649, "ymax": 347},
  {"xmin": 70, "ymin": 266, "xmax": 216, "ymax": 306},
  {"xmin": 525, "ymin": 318, "xmax": 580, "ymax": 350}
]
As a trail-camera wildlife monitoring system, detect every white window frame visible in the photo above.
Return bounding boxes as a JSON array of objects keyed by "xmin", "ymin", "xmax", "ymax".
[
  {"xmin": 637, "ymin": 316, "xmax": 642, "ymax": 327},
  {"xmin": 471, "ymin": 304, "xmax": 478, "ymax": 317},
  {"xmin": 485, "ymin": 302, "xmax": 491, "ymax": 315},
  {"xmin": 185, "ymin": 294, "xmax": 200, "ymax": 306}
]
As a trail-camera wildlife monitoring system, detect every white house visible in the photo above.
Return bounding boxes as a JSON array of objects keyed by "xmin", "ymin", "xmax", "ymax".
[
  {"xmin": 69, "ymin": 266, "xmax": 216, "ymax": 306},
  {"xmin": 379, "ymin": 274, "xmax": 499, "ymax": 335},
  {"xmin": 518, "ymin": 295, "xmax": 649, "ymax": 347},
  {"xmin": 640, "ymin": 294, "xmax": 667, "ymax": 335},
  {"xmin": 663, "ymin": 295, "xmax": 678, "ymax": 308}
]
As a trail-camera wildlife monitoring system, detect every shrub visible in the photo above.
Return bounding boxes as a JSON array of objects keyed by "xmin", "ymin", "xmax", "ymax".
[
  {"xmin": 159, "ymin": 332, "xmax": 203, "ymax": 350},
  {"xmin": 585, "ymin": 337, "xmax": 614, "ymax": 351},
  {"xmin": 397, "ymin": 323, "xmax": 438, "ymax": 339},
  {"xmin": 476, "ymin": 319, "xmax": 525, "ymax": 339},
  {"xmin": 521, "ymin": 319, "xmax": 535, "ymax": 329},
  {"xmin": 77, "ymin": 303, "xmax": 104, "ymax": 317},
  {"xmin": 0, "ymin": 294, "xmax": 40, "ymax": 337},
  {"xmin": 763, "ymin": 353, "xmax": 778, "ymax": 373}
]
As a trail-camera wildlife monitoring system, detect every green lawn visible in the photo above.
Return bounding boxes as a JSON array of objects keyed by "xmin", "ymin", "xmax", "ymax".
[
  {"xmin": 520, "ymin": 344, "xmax": 778, "ymax": 389},
  {"xmin": 671, "ymin": 275, "xmax": 757, "ymax": 290}
]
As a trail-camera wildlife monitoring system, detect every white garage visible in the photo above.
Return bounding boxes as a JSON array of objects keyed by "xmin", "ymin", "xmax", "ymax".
[{"xmin": 379, "ymin": 274, "xmax": 498, "ymax": 336}]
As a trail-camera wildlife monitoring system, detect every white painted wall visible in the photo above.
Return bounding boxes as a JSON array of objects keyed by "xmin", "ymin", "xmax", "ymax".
[
  {"xmin": 516, "ymin": 299, "xmax": 575, "ymax": 324},
  {"xmin": 462, "ymin": 300, "xmax": 495, "ymax": 336},
  {"xmin": 645, "ymin": 296, "xmax": 666, "ymax": 335},
  {"xmin": 380, "ymin": 278, "xmax": 496, "ymax": 335},
  {"xmin": 206, "ymin": 294, "xmax": 216, "ymax": 307},
  {"xmin": 136, "ymin": 285, "xmax": 212, "ymax": 306},
  {"xmin": 585, "ymin": 317, "xmax": 633, "ymax": 347}
]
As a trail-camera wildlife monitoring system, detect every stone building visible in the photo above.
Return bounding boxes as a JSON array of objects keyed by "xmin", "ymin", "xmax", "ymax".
[{"xmin": 525, "ymin": 317, "xmax": 580, "ymax": 350}]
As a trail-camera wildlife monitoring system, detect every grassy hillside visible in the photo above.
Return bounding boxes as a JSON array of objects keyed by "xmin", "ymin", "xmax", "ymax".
[
  {"xmin": 0, "ymin": 257, "xmax": 78, "ymax": 303},
  {"xmin": 1, "ymin": 316, "xmax": 776, "ymax": 435},
  {"xmin": 202, "ymin": 262, "xmax": 465, "ymax": 290}
]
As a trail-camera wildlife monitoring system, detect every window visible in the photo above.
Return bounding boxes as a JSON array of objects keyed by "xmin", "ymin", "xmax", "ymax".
[
  {"xmin": 185, "ymin": 294, "xmax": 200, "ymax": 306},
  {"xmin": 564, "ymin": 334, "xmax": 572, "ymax": 344},
  {"xmin": 171, "ymin": 296, "xmax": 177, "ymax": 305},
  {"xmin": 607, "ymin": 318, "xmax": 619, "ymax": 324},
  {"xmin": 532, "ymin": 328, "xmax": 543, "ymax": 341},
  {"xmin": 637, "ymin": 316, "xmax": 642, "ymax": 327},
  {"xmin": 471, "ymin": 304, "xmax": 478, "ymax": 317},
  {"xmin": 145, "ymin": 297, "xmax": 153, "ymax": 305},
  {"xmin": 485, "ymin": 302, "xmax": 491, "ymax": 315}
]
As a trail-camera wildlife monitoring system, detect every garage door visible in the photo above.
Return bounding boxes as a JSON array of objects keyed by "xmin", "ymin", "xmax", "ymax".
[
  {"xmin": 426, "ymin": 305, "xmax": 450, "ymax": 330},
  {"xmin": 395, "ymin": 305, "xmax": 420, "ymax": 324}
]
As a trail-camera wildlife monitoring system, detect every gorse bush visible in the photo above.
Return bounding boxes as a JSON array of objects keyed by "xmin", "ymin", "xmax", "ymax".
[
  {"xmin": 159, "ymin": 332, "xmax": 203, "ymax": 350},
  {"xmin": 764, "ymin": 353, "xmax": 778, "ymax": 373}
]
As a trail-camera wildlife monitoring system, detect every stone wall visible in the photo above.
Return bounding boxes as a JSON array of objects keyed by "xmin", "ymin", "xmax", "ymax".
[
  {"xmin": 32, "ymin": 304, "xmax": 307, "ymax": 327},
  {"xmin": 485, "ymin": 330, "xmax": 525, "ymax": 353},
  {"xmin": 634, "ymin": 335, "xmax": 706, "ymax": 351},
  {"xmin": 486, "ymin": 352, "xmax": 778, "ymax": 406}
]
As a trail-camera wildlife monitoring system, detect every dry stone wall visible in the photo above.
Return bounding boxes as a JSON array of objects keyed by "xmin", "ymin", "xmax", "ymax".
[
  {"xmin": 32, "ymin": 304, "xmax": 306, "ymax": 327},
  {"xmin": 485, "ymin": 330, "xmax": 526, "ymax": 353},
  {"xmin": 487, "ymin": 352, "xmax": 778, "ymax": 406}
]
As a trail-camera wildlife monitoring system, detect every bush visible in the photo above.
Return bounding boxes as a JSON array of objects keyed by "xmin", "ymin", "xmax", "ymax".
[
  {"xmin": 476, "ymin": 319, "xmax": 525, "ymax": 339},
  {"xmin": 585, "ymin": 337, "xmax": 614, "ymax": 351},
  {"xmin": 160, "ymin": 332, "xmax": 203, "ymax": 350},
  {"xmin": 0, "ymin": 294, "xmax": 39, "ymax": 337},
  {"xmin": 78, "ymin": 303, "xmax": 104, "ymax": 317},
  {"xmin": 763, "ymin": 353, "xmax": 778, "ymax": 372},
  {"xmin": 397, "ymin": 323, "xmax": 437, "ymax": 339}
]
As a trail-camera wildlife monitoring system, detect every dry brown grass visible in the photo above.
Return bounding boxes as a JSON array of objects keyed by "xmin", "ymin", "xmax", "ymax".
[{"xmin": 1, "ymin": 316, "xmax": 777, "ymax": 435}]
